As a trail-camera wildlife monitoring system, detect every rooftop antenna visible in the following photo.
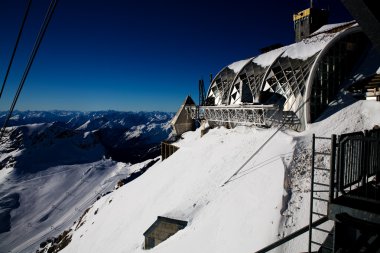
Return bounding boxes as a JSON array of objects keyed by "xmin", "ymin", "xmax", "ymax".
[{"xmin": 199, "ymin": 79, "xmax": 205, "ymax": 106}]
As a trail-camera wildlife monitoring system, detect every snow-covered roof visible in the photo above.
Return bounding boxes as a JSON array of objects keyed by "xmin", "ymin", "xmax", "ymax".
[
  {"xmin": 227, "ymin": 58, "xmax": 253, "ymax": 73},
  {"xmin": 252, "ymin": 46, "xmax": 289, "ymax": 67},
  {"xmin": 281, "ymin": 33, "xmax": 334, "ymax": 60},
  {"xmin": 310, "ymin": 21, "xmax": 356, "ymax": 36},
  {"xmin": 281, "ymin": 22, "xmax": 357, "ymax": 60}
]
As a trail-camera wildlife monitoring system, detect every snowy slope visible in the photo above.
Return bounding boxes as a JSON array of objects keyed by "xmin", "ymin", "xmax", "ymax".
[
  {"xmin": 0, "ymin": 111, "xmax": 173, "ymax": 253},
  {"xmin": 56, "ymin": 99, "xmax": 380, "ymax": 253},
  {"xmin": 0, "ymin": 158, "xmax": 160, "ymax": 253},
  {"xmin": 59, "ymin": 126, "xmax": 294, "ymax": 253}
]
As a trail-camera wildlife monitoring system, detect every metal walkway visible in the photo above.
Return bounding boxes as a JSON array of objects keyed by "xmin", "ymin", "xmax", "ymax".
[{"xmin": 185, "ymin": 105, "xmax": 282, "ymax": 127}]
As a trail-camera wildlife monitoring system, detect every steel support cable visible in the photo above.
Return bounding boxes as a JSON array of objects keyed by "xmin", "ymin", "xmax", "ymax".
[
  {"xmin": 0, "ymin": 0, "xmax": 33, "ymax": 100},
  {"xmin": 0, "ymin": 0, "xmax": 59, "ymax": 140},
  {"xmin": 222, "ymin": 96, "xmax": 311, "ymax": 186}
]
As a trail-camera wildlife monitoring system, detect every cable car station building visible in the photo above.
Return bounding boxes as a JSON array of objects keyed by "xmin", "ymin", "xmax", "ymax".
[{"xmin": 178, "ymin": 18, "xmax": 380, "ymax": 134}]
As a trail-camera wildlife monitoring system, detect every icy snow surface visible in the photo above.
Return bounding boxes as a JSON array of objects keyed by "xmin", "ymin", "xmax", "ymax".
[
  {"xmin": 227, "ymin": 58, "xmax": 252, "ymax": 73},
  {"xmin": 56, "ymin": 99, "xmax": 380, "ymax": 253},
  {"xmin": 61, "ymin": 126, "xmax": 292, "ymax": 253},
  {"xmin": 282, "ymin": 22, "xmax": 355, "ymax": 60},
  {"xmin": 0, "ymin": 159, "xmax": 153, "ymax": 253},
  {"xmin": 253, "ymin": 46, "xmax": 288, "ymax": 67},
  {"xmin": 281, "ymin": 33, "xmax": 334, "ymax": 60},
  {"xmin": 310, "ymin": 21, "xmax": 355, "ymax": 36}
]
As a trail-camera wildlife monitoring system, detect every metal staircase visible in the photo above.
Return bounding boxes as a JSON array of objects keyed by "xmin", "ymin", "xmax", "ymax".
[
  {"xmin": 254, "ymin": 134, "xmax": 337, "ymax": 253},
  {"xmin": 308, "ymin": 134, "xmax": 336, "ymax": 253},
  {"xmin": 254, "ymin": 130, "xmax": 379, "ymax": 253}
]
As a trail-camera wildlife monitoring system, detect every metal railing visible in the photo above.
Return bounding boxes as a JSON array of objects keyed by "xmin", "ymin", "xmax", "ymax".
[
  {"xmin": 332, "ymin": 129, "xmax": 380, "ymax": 202},
  {"xmin": 337, "ymin": 131, "xmax": 365, "ymax": 190},
  {"xmin": 330, "ymin": 129, "xmax": 380, "ymax": 202},
  {"xmin": 254, "ymin": 217, "xmax": 328, "ymax": 253},
  {"xmin": 253, "ymin": 129, "xmax": 380, "ymax": 253}
]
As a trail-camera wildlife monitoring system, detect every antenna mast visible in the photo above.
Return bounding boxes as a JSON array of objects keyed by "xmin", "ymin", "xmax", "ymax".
[{"xmin": 199, "ymin": 79, "xmax": 205, "ymax": 106}]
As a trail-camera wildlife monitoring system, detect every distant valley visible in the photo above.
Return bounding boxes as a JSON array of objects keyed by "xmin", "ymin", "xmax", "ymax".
[{"xmin": 0, "ymin": 110, "xmax": 173, "ymax": 252}]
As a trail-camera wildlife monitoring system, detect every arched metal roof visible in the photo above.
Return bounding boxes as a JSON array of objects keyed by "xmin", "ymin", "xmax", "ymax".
[
  {"xmin": 206, "ymin": 58, "xmax": 253, "ymax": 105},
  {"xmin": 227, "ymin": 46, "xmax": 288, "ymax": 105},
  {"xmin": 204, "ymin": 21, "xmax": 380, "ymax": 130},
  {"xmin": 304, "ymin": 25, "xmax": 365, "ymax": 123}
]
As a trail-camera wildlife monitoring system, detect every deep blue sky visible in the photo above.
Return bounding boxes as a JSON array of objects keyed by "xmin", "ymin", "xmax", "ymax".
[{"xmin": 0, "ymin": 0, "xmax": 352, "ymax": 112}]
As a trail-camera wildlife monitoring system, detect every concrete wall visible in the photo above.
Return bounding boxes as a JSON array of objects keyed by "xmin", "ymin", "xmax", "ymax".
[
  {"xmin": 161, "ymin": 142, "xmax": 179, "ymax": 160},
  {"xmin": 144, "ymin": 221, "xmax": 186, "ymax": 249},
  {"xmin": 171, "ymin": 96, "xmax": 196, "ymax": 136},
  {"xmin": 172, "ymin": 106, "xmax": 195, "ymax": 136}
]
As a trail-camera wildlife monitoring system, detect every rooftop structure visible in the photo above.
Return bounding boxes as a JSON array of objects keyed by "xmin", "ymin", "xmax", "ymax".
[{"xmin": 293, "ymin": 7, "xmax": 329, "ymax": 42}]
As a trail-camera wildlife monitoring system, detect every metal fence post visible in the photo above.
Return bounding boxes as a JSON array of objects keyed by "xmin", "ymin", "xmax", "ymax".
[
  {"xmin": 308, "ymin": 134, "xmax": 316, "ymax": 253},
  {"xmin": 329, "ymin": 134, "xmax": 337, "ymax": 203}
]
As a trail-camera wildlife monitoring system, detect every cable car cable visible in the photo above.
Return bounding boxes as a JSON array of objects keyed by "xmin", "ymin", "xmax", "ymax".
[
  {"xmin": 0, "ymin": 0, "xmax": 59, "ymax": 140},
  {"xmin": 0, "ymin": 0, "xmax": 33, "ymax": 100}
]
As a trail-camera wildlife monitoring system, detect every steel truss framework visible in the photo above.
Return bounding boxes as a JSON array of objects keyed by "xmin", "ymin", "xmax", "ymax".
[
  {"xmin": 264, "ymin": 54, "xmax": 318, "ymax": 129},
  {"xmin": 185, "ymin": 105, "xmax": 281, "ymax": 127},
  {"xmin": 265, "ymin": 55, "xmax": 317, "ymax": 103},
  {"xmin": 208, "ymin": 67, "xmax": 236, "ymax": 105},
  {"xmin": 310, "ymin": 32, "xmax": 371, "ymax": 122},
  {"xmin": 229, "ymin": 61, "xmax": 268, "ymax": 105}
]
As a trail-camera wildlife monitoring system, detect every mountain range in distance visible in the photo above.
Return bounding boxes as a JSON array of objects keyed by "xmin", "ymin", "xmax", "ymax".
[{"xmin": 0, "ymin": 110, "xmax": 174, "ymax": 169}]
